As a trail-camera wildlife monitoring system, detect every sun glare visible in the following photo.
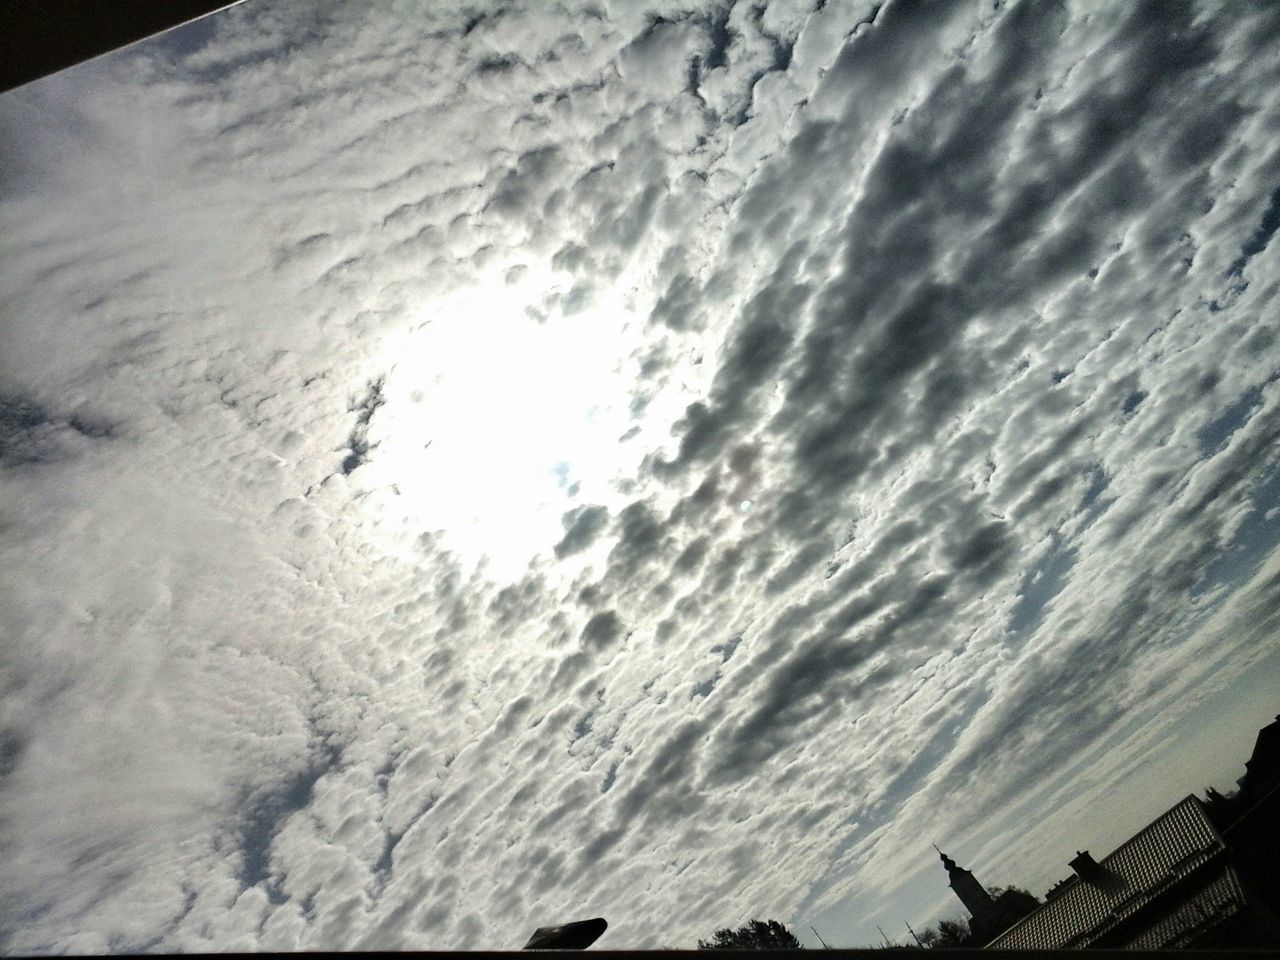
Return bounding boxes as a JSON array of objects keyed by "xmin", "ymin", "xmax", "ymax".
[{"xmin": 361, "ymin": 269, "xmax": 639, "ymax": 581}]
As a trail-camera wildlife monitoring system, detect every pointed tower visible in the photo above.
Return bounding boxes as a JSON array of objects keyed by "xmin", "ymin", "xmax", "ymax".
[{"xmin": 936, "ymin": 847, "xmax": 999, "ymax": 932}]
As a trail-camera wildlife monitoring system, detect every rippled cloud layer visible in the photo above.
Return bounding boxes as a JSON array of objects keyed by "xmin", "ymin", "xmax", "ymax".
[{"xmin": 2, "ymin": 0, "xmax": 1279, "ymax": 951}]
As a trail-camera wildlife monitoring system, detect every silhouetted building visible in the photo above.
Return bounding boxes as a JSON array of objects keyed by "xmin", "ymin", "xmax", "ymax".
[
  {"xmin": 935, "ymin": 849, "xmax": 1006, "ymax": 944},
  {"xmin": 987, "ymin": 794, "xmax": 1276, "ymax": 948},
  {"xmin": 1202, "ymin": 712, "xmax": 1280, "ymax": 936},
  {"xmin": 934, "ymin": 714, "xmax": 1280, "ymax": 949},
  {"xmin": 1238, "ymin": 712, "xmax": 1280, "ymax": 798}
]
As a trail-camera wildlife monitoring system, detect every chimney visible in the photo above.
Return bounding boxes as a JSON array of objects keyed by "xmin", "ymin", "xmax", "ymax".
[{"xmin": 1069, "ymin": 850, "xmax": 1104, "ymax": 883}]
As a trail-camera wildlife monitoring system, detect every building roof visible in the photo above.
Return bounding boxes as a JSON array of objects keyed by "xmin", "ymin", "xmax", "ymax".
[
  {"xmin": 1122, "ymin": 865, "xmax": 1246, "ymax": 950},
  {"xmin": 1243, "ymin": 714, "xmax": 1280, "ymax": 782},
  {"xmin": 988, "ymin": 795, "xmax": 1244, "ymax": 949}
]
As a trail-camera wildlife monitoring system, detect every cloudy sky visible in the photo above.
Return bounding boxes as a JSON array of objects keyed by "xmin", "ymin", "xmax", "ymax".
[{"xmin": 3, "ymin": 0, "xmax": 1280, "ymax": 951}]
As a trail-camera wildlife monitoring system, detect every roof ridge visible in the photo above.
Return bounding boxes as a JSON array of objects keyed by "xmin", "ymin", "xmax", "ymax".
[
  {"xmin": 987, "ymin": 795, "xmax": 1223, "ymax": 949},
  {"xmin": 1098, "ymin": 794, "xmax": 1213, "ymax": 867}
]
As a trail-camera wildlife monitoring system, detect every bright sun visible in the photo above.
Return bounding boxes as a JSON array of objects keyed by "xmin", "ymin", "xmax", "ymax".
[{"xmin": 360, "ymin": 268, "xmax": 640, "ymax": 581}]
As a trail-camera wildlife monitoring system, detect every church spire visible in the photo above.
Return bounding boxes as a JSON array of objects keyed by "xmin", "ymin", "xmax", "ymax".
[
  {"xmin": 935, "ymin": 848, "xmax": 998, "ymax": 930},
  {"xmin": 935, "ymin": 844, "xmax": 958, "ymax": 872}
]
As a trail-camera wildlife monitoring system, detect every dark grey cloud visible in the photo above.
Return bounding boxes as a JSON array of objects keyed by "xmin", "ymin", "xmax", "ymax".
[
  {"xmin": 605, "ymin": 499, "xmax": 668, "ymax": 575},
  {"xmin": 487, "ymin": 146, "xmax": 564, "ymax": 218},
  {"xmin": 554, "ymin": 503, "xmax": 610, "ymax": 558},
  {"xmin": 580, "ymin": 609, "xmax": 625, "ymax": 650},
  {"xmin": 0, "ymin": 395, "xmax": 113, "ymax": 466}
]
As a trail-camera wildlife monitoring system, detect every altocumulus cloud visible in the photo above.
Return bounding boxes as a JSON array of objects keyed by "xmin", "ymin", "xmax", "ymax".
[{"xmin": 2, "ymin": 0, "xmax": 1280, "ymax": 951}]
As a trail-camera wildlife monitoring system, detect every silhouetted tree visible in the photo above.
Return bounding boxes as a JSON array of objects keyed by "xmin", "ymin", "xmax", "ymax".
[
  {"xmin": 698, "ymin": 919, "xmax": 804, "ymax": 950},
  {"xmin": 912, "ymin": 915, "xmax": 971, "ymax": 948},
  {"xmin": 988, "ymin": 885, "xmax": 1040, "ymax": 922},
  {"xmin": 912, "ymin": 886, "xmax": 1040, "ymax": 948},
  {"xmin": 934, "ymin": 917, "xmax": 972, "ymax": 947}
]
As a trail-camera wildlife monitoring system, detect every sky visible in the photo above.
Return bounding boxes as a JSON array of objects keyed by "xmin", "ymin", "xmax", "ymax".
[{"xmin": 1, "ymin": 0, "xmax": 1279, "ymax": 952}]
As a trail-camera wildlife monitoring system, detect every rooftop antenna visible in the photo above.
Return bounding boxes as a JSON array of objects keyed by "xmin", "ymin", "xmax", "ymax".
[
  {"xmin": 905, "ymin": 920, "xmax": 924, "ymax": 948},
  {"xmin": 810, "ymin": 925, "xmax": 831, "ymax": 950},
  {"xmin": 876, "ymin": 925, "xmax": 893, "ymax": 948}
]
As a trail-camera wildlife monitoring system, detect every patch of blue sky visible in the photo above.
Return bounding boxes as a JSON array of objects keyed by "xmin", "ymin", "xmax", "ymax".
[
  {"xmin": 1190, "ymin": 458, "xmax": 1280, "ymax": 601},
  {"xmin": 1198, "ymin": 385, "xmax": 1265, "ymax": 456},
  {"xmin": 1007, "ymin": 467, "xmax": 1108, "ymax": 644},
  {"xmin": 1227, "ymin": 183, "xmax": 1280, "ymax": 278},
  {"xmin": 1008, "ymin": 544, "xmax": 1077, "ymax": 641}
]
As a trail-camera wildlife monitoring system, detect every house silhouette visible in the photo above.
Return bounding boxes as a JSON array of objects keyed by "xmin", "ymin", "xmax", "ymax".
[{"xmin": 937, "ymin": 714, "xmax": 1280, "ymax": 949}]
